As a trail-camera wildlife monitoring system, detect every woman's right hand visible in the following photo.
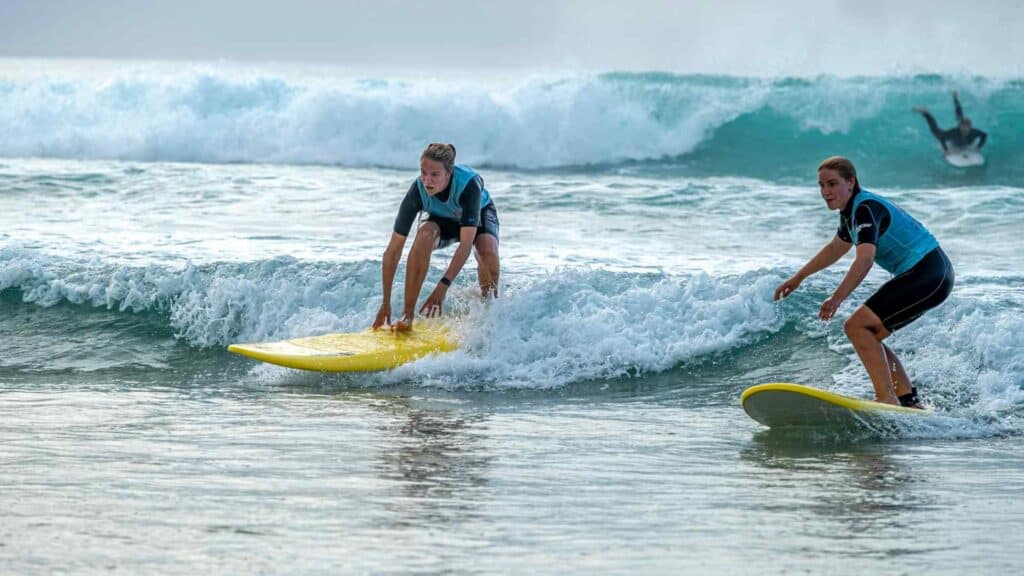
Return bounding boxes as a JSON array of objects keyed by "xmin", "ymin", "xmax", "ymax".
[
  {"xmin": 774, "ymin": 275, "xmax": 802, "ymax": 301},
  {"xmin": 391, "ymin": 314, "xmax": 414, "ymax": 332},
  {"xmin": 372, "ymin": 303, "xmax": 391, "ymax": 330}
]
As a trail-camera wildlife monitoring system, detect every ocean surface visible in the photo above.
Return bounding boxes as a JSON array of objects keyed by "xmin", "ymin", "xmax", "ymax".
[{"xmin": 2, "ymin": 59, "xmax": 1023, "ymax": 574}]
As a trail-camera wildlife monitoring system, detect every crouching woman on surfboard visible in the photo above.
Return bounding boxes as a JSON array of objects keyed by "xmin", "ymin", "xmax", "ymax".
[
  {"xmin": 373, "ymin": 143, "xmax": 500, "ymax": 332},
  {"xmin": 774, "ymin": 156, "xmax": 954, "ymax": 407}
]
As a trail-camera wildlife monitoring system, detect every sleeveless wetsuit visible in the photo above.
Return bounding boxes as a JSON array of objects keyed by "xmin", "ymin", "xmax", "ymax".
[
  {"xmin": 838, "ymin": 189, "xmax": 954, "ymax": 331},
  {"xmin": 393, "ymin": 165, "xmax": 499, "ymax": 249}
]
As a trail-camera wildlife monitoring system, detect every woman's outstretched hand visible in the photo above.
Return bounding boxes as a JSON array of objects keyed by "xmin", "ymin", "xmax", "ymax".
[
  {"xmin": 818, "ymin": 294, "xmax": 844, "ymax": 321},
  {"xmin": 419, "ymin": 285, "xmax": 448, "ymax": 318},
  {"xmin": 392, "ymin": 314, "xmax": 414, "ymax": 332},
  {"xmin": 774, "ymin": 276, "xmax": 802, "ymax": 301},
  {"xmin": 373, "ymin": 303, "xmax": 391, "ymax": 329}
]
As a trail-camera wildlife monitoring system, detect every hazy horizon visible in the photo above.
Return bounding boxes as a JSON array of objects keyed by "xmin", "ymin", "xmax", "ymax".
[{"xmin": 1, "ymin": 0, "xmax": 1022, "ymax": 77}]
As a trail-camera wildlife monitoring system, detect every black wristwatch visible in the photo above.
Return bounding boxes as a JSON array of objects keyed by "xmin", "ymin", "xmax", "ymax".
[{"xmin": 439, "ymin": 276, "xmax": 452, "ymax": 287}]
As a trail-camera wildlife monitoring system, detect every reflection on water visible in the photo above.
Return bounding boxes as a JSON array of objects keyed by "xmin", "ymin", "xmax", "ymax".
[
  {"xmin": 138, "ymin": 366, "xmax": 502, "ymax": 535},
  {"xmin": 740, "ymin": 431, "xmax": 949, "ymax": 559},
  {"xmin": 271, "ymin": 382, "xmax": 496, "ymax": 531},
  {"xmin": 369, "ymin": 398, "xmax": 493, "ymax": 530}
]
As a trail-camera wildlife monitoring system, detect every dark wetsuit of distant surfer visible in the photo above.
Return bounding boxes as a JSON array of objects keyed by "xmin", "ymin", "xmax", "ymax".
[{"xmin": 914, "ymin": 91, "xmax": 987, "ymax": 153}]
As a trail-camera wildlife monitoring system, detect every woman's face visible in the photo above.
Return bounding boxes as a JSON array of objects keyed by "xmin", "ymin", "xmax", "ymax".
[
  {"xmin": 818, "ymin": 168, "xmax": 855, "ymax": 211},
  {"xmin": 420, "ymin": 158, "xmax": 452, "ymax": 196}
]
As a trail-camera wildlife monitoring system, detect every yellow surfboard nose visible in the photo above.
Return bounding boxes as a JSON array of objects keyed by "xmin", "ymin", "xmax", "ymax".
[{"xmin": 228, "ymin": 318, "xmax": 457, "ymax": 372}]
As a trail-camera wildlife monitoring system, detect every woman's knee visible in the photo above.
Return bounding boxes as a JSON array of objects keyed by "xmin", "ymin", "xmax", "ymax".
[
  {"xmin": 474, "ymin": 234, "xmax": 499, "ymax": 260},
  {"xmin": 412, "ymin": 223, "xmax": 440, "ymax": 253},
  {"xmin": 842, "ymin": 316, "xmax": 861, "ymax": 339},
  {"xmin": 844, "ymin": 307, "xmax": 886, "ymax": 341}
]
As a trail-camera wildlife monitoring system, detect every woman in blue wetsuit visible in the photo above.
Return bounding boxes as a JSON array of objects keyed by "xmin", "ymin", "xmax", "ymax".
[
  {"xmin": 373, "ymin": 143, "xmax": 500, "ymax": 332},
  {"xmin": 774, "ymin": 157, "xmax": 954, "ymax": 407}
]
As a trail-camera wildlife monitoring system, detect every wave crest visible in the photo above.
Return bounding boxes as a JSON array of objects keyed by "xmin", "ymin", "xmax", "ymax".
[{"xmin": 3, "ymin": 68, "xmax": 1020, "ymax": 181}]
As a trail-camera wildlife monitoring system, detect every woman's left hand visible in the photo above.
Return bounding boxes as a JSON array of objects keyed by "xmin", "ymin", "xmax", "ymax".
[
  {"xmin": 819, "ymin": 294, "xmax": 844, "ymax": 321},
  {"xmin": 419, "ymin": 285, "xmax": 448, "ymax": 318}
]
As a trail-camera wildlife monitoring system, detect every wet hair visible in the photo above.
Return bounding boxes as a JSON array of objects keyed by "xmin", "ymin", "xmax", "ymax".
[
  {"xmin": 817, "ymin": 156, "xmax": 861, "ymax": 194},
  {"xmin": 421, "ymin": 143, "xmax": 457, "ymax": 173}
]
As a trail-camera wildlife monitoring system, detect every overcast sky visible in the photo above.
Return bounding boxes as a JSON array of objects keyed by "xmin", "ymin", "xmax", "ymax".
[{"xmin": 1, "ymin": 0, "xmax": 1021, "ymax": 76}]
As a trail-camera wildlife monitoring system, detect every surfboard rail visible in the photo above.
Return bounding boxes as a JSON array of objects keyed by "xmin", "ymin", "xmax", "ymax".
[
  {"xmin": 228, "ymin": 319, "xmax": 457, "ymax": 372},
  {"xmin": 741, "ymin": 382, "xmax": 929, "ymax": 428}
]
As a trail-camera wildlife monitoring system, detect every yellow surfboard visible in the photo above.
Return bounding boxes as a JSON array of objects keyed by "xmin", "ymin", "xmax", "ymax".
[
  {"xmin": 741, "ymin": 382, "xmax": 930, "ymax": 428},
  {"xmin": 227, "ymin": 319, "xmax": 457, "ymax": 372}
]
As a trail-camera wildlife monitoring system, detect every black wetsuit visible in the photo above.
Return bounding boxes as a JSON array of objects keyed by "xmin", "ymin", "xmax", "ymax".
[
  {"xmin": 918, "ymin": 94, "xmax": 988, "ymax": 151},
  {"xmin": 393, "ymin": 176, "xmax": 499, "ymax": 248}
]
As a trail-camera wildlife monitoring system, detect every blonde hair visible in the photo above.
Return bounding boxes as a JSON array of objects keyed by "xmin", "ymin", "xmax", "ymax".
[
  {"xmin": 817, "ymin": 156, "xmax": 861, "ymax": 193},
  {"xmin": 421, "ymin": 143, "xmax": 457, "ymax": 173}
]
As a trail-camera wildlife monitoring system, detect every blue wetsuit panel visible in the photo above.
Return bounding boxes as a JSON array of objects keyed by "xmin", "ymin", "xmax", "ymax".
[{"xmin": 393, "ymin": 176, "xmax": 484, "ymax": 237}]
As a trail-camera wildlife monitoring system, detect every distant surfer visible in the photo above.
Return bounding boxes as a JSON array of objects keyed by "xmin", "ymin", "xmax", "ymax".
[
  {"xmin": 374, "ymin": 143, "xmax": 500, "ymax": 332},
  {"xmin": 913, "ymin": 91, "xmax": 987, "ymax": 155},
  {"xmin": 774, "ymin": 157, "xmax": 954, "ymax": 407}
]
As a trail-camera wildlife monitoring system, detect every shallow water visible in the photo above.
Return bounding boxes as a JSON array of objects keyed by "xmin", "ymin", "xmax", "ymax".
[{"xmin": 4, "ymin": 373, "xmax": 1023, "ymax": 574}]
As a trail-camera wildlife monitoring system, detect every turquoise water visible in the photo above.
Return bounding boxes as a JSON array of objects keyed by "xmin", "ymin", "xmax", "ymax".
[{"xmin": 1, "ymin": 60, "xmax": 1023, "ymax": 574}]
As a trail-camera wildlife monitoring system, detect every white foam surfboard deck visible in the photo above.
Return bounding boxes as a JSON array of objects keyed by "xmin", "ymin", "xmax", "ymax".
[{"xmin": 945, "ymin": 148, "xmax": 984, "ymax": 167}]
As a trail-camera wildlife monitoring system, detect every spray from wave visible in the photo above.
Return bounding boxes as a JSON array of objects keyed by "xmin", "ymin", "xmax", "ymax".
[
  {"xmin": 3, "ymin": 244, "xmax": 1021, "ymax": 428},
  {"xmin": 1, "ymin": 67, "xmax": 1021, "ymax": 183}
]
